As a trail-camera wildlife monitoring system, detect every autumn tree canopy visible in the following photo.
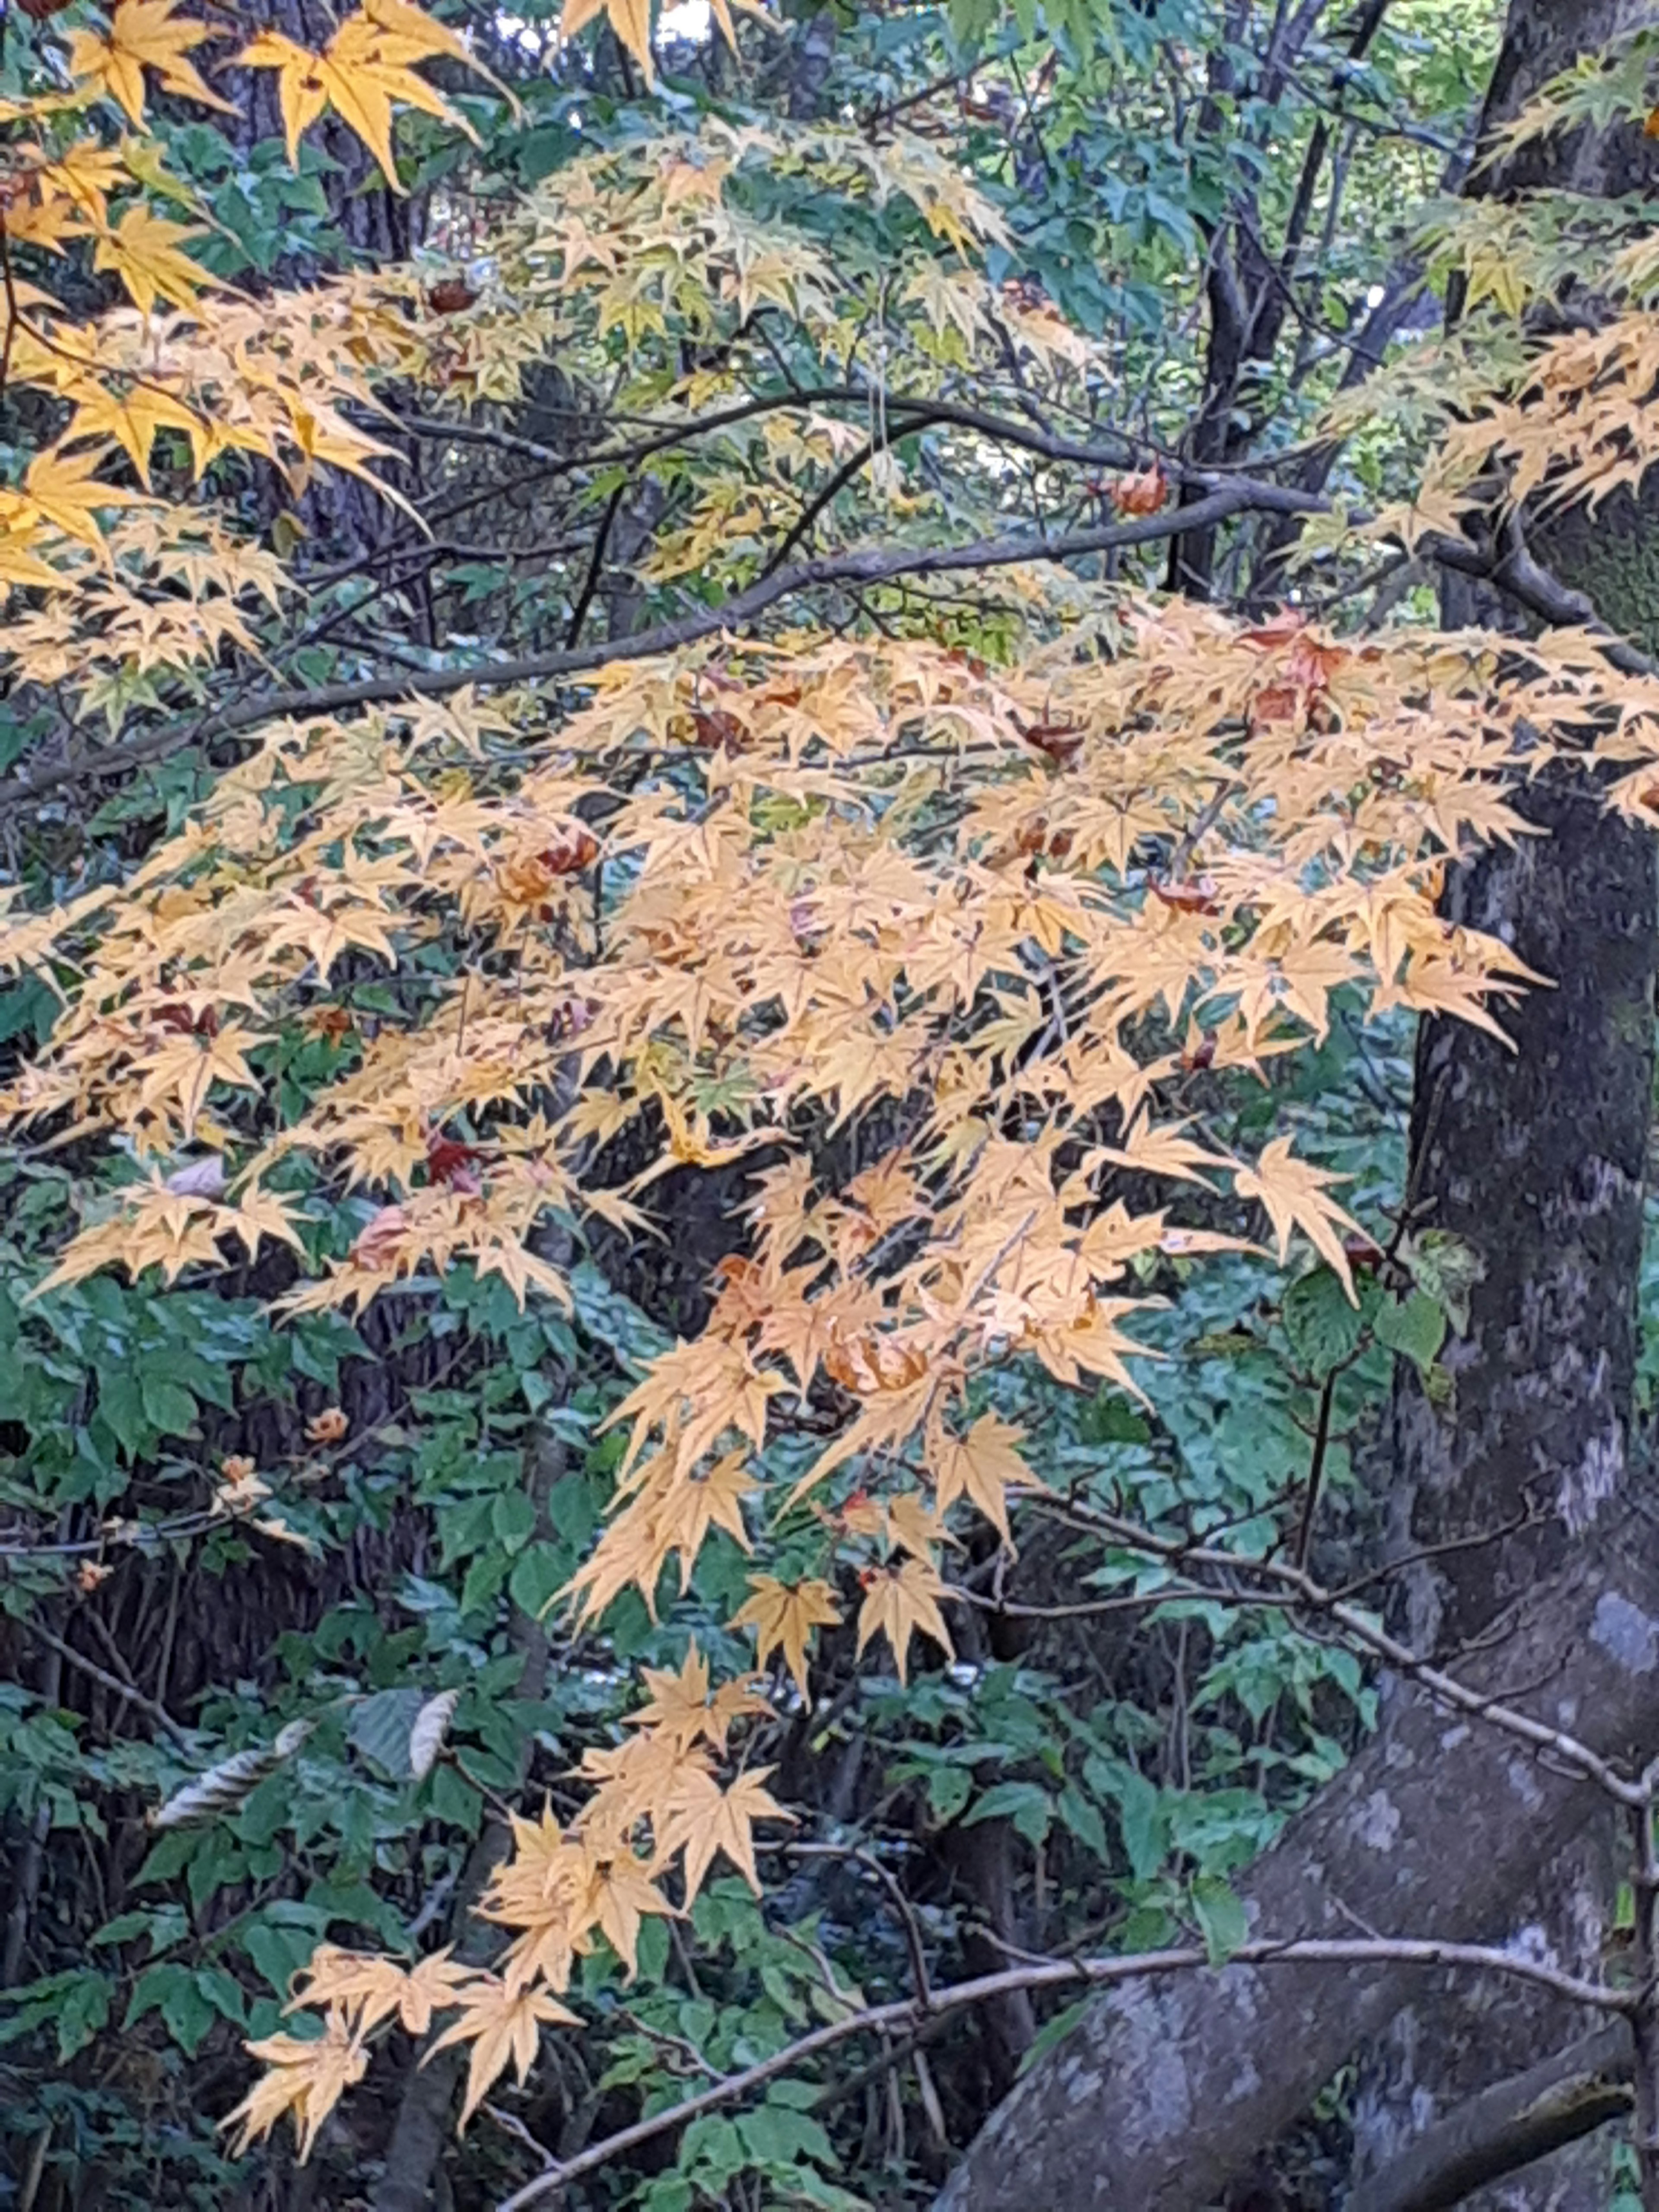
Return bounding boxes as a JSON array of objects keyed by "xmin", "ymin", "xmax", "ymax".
[{"xmin": 5, "ymin": 0, "xmax": 1659, "ymax": 2205}]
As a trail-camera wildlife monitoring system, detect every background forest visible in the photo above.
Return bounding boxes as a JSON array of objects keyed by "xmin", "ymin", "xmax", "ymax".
[{"xmin": 3, "ymin": 0, "xmax": 1659, "ymax": 2206}]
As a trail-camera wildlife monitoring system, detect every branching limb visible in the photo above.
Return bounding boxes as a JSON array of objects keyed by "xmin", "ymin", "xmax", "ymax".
[
  {"xmin": 1347, "ymin": 2021, "xmax": 1634, "ymax": 2212},
  {"xmin": 15, "ymin": 1612, "xmax": 194, "ymax": 1748},
  {"xmin": 3, "ymin": 470, "xmax": 1652, "ymax": 819},
  {"xmin": 490, "ymin": 1937, "xmax": 1631, "ymax": 2211},
  {"xmin": 1061, "ymin": 1502, "xmax": 1649, "ymax": 1806}
]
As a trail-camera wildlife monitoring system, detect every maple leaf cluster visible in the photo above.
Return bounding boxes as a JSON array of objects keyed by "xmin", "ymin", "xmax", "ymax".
[
  {"xmin": 6, "ymin": 23, "xmax": 1659, "ymax": 2161},
  {"xmin": 226, "ymin": 1644, "xmax": 785, "ymax": 2139}
]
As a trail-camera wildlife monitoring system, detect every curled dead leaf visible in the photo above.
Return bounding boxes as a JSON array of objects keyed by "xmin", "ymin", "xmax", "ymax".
[
  {"xmin": 408, "ymin": 1688, "xmax": 461, "ymax": 1780},
  {"xmin": 1152, "ymin": 876, "xmax": 1221, "ymax": 915},
  {"xmin": 351, "ymin": 1204, "xmax": 407, "ymax": 1271},
  {"xmin": 1109, "ymin": 462, "xmax": 1168, "ymax": 516}
]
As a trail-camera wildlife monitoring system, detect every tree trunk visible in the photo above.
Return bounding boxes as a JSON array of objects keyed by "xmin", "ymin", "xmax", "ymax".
[
  {"xmin": 1350, "ymin": 2022, "xmax": 1635, "ymax": 2212},
  {"xmin": 1351, "ymin": 0, "xmax": 1659, "ymax": 2198},
  {"xmin": 220, "ymin": 0, "xmax": 413, "ymax": 559}
]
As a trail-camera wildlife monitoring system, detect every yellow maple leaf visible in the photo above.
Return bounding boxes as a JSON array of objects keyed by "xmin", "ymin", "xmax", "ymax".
[
  {"xmin": 730, "ymin": 1576, "xmax": 841, "ymax": 1702},
  {"xmin": 225, "ymin": 1182, "xmax": 306, "ymax": 1265},
  {"xmin": 0, "ymin": 444, "xmax": 142, "ymax": 555},
  {"xmin": 792, "ymin": 1371, "xmax": 936, "ymax": 1502},
  {"xmin": 702, "ymin": 0, "xmax": 772, "ymax": 58},
  {"xmin": 886, "ymin": 1488, "xmax": 954, "ymax": 1559},
  {"xmin": 311, "ymin": 35, "xmax": 441, "ymax": 191},
  {"xmin": 569, "ymin": 1842, "xmax": 676, "ymax": 1978},
  {"xmin": 1093, "ymin": 1112, "xmax": 1227, "ymax": 1189},
  {"xmin": 628, "ymin": 1639, "xmax": 768, "ymax": 1750},
  {"xmin": 575, "ymin": 1730, "xmax": 714, "ymax": 1841},
  {"xmin": 1233, "ymin": 1134, "xmax": 1362, "ymax": 1298},
  {"xmin": 927, "ymin": 1410, "xmax": 1038, "ymax": 1544},
  {"xmin": 91, "ymin": 205, "xmax": 211, "ymax": 315},
  {"xmin": 67, "ymin": 0, "xmax": 234, "ymax": 128},
  {"xmin": 132, "ymin": 1018, "xmax": 269, "ymax": 1136},
  {"xmin": 625, "ymin": 1087, "xmax": 776, "ymax": 1187},
  {"xmin": 396, "ymin": 1949, "xmax": 477, "ymax": 2034},
  {"xmin": 235, "ymin": 31, "xmax": 328, "ymax": 167},
  {"xmin": 221, "ymin": 2009, "xmax": 369, "ymax": 2163},
  {"xmin": 64, "ymin": 380, "xmax": 203, "ymax": 487},
  {"xmin": 31, "ymin": 1190, "xmax": 229, "ymax": 1296},
  {"xmin": 38, "ymin": 139, "xmax": 130, "ymax": 228},
  {"xmin": 239, "ymin": 1, "xmax": 489, "ymax": 191},
  {"xmin": 651, "ymin": 1447, "xmax": 761, "ymax": 1587},
  {"xmin": 427, "ymin": 1978, "xmax": 578, "ymax": 2129},
  {"xmin": 0, "ymin": 528, "xmax": 69, "ymax": 593},
  {"xmin": 561, "ymin": 0, "xmax": 655, "ymax": 86},
  {"xmin": 286, "ymin": 1945, "xmax": 471, "ymax": 2036},
  {"xmin": 359, "ymin": 0, "xmax": 470, "ymax": 54},
  {"xmin": 654, "ymin": 1764, "xmax": 792, "ymax": 1905},
  {"xmin": 855, "ymin": 1556, "xmax": 953, "ymax": 1684}
]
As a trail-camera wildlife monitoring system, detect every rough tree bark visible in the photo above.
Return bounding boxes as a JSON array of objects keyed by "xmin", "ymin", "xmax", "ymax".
[
  {"xmin": 1354, "ymin": 658, "xmax": 1659, "ymax": 2202},
  {"xmin": 1167, "ymin": 0, "xmax": 1387, "ymax": 599},
  {"xmin": 217, "ymin": 0, "xmax": 413, "ymax": 559},
  {"xmin": 1351, "ymin": 0, "xmax": 1659, "ymax": 2200},
  {"xmin": 1349, "ymin": 2022, "xmax": 1636, "ymax": 2212},
  {"xmin": 934, "ymin": 1, "xmax": 1659, "ymax": 2202}
]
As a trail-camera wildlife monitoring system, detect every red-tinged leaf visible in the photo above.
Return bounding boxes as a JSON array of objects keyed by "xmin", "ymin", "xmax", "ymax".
[
  {"xmin": 1108, "ymin": 463, "xmax": 1167, "ymax": 516},
  {"xmin": 1151, "ymin": 877, "xmax": 1220, "ymax": 915}
]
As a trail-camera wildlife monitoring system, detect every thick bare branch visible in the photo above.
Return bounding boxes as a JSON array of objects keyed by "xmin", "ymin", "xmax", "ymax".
[
  {"xmin": 6, "ymin": 474, "xmax": 1651, "ymax": 820},
  {"xmin": 1349, "ymin": 2023, "xmax": 1634, "ymax": 2212}
]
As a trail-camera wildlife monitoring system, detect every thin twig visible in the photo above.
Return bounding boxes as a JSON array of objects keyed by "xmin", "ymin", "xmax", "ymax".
[{"xmin": 15, "ymin": 1615, "xmax": 193, "ymax": 1747}]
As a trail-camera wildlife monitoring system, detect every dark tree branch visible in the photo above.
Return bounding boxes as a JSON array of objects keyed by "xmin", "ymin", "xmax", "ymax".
[
  {"xmin": 931, "ymin": 1506, "xmax": 1659, "ymax": 2211},
  {"xmin": 0, "ymin": 485, "xmax": 1273, "ymax": 813},
  {"xmin": 16, "ymin": 1612, "xmax": 194, "ymax": 1748},
  {"xmin": 564, "ymin": 480, "xmax": 629, "ymax": 648},
  {"xmin": 4, "ymin": 464, "xmax": 1652, "ymax": 820}
]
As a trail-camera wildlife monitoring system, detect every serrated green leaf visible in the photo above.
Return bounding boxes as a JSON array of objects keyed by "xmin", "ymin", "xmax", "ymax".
[
  {"xmin": 492, "ymin": 1489, "xmax": 537, "ymax": 1553},
  {"xmin": 509, "ymin": 1541, "xmax": 567, "ymax": 1619},
  {"xmin": 927, "ymin": 1763, "xmax": 973, "ymax": 1823},
  {"xmin": 127, "ymin": 1962, "xmax": 216, "ymax": 2053},
  {"xmin": 98, "ymin": 1368, "xmax": 148, "ymax": 1455},
  {"xmin": 139, "ymin": 1373, "xmax": 197, "ymax": 1436},
  {"xmin": 57, "ymin": 1971, "xmax": 111, "ymax": 2061},
  {"xmin": 1058, "ymin": 1784, "xmax": 1109, "ymax": 1859},
  {"xmin": 1083, "ymin": 1754, "xmax": 1167, "ymax": 1881},
  {"xmin": 965, "ymin": 1779, "xmax": 1052, "ymax": 1845},
  {"xmin": 737, "ymin": 2101, "xmax": 836, "ymax": 2168},
  {"xmin": 680, "ymin": 2113, "xmax": 746, "ymax": 2184}
]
